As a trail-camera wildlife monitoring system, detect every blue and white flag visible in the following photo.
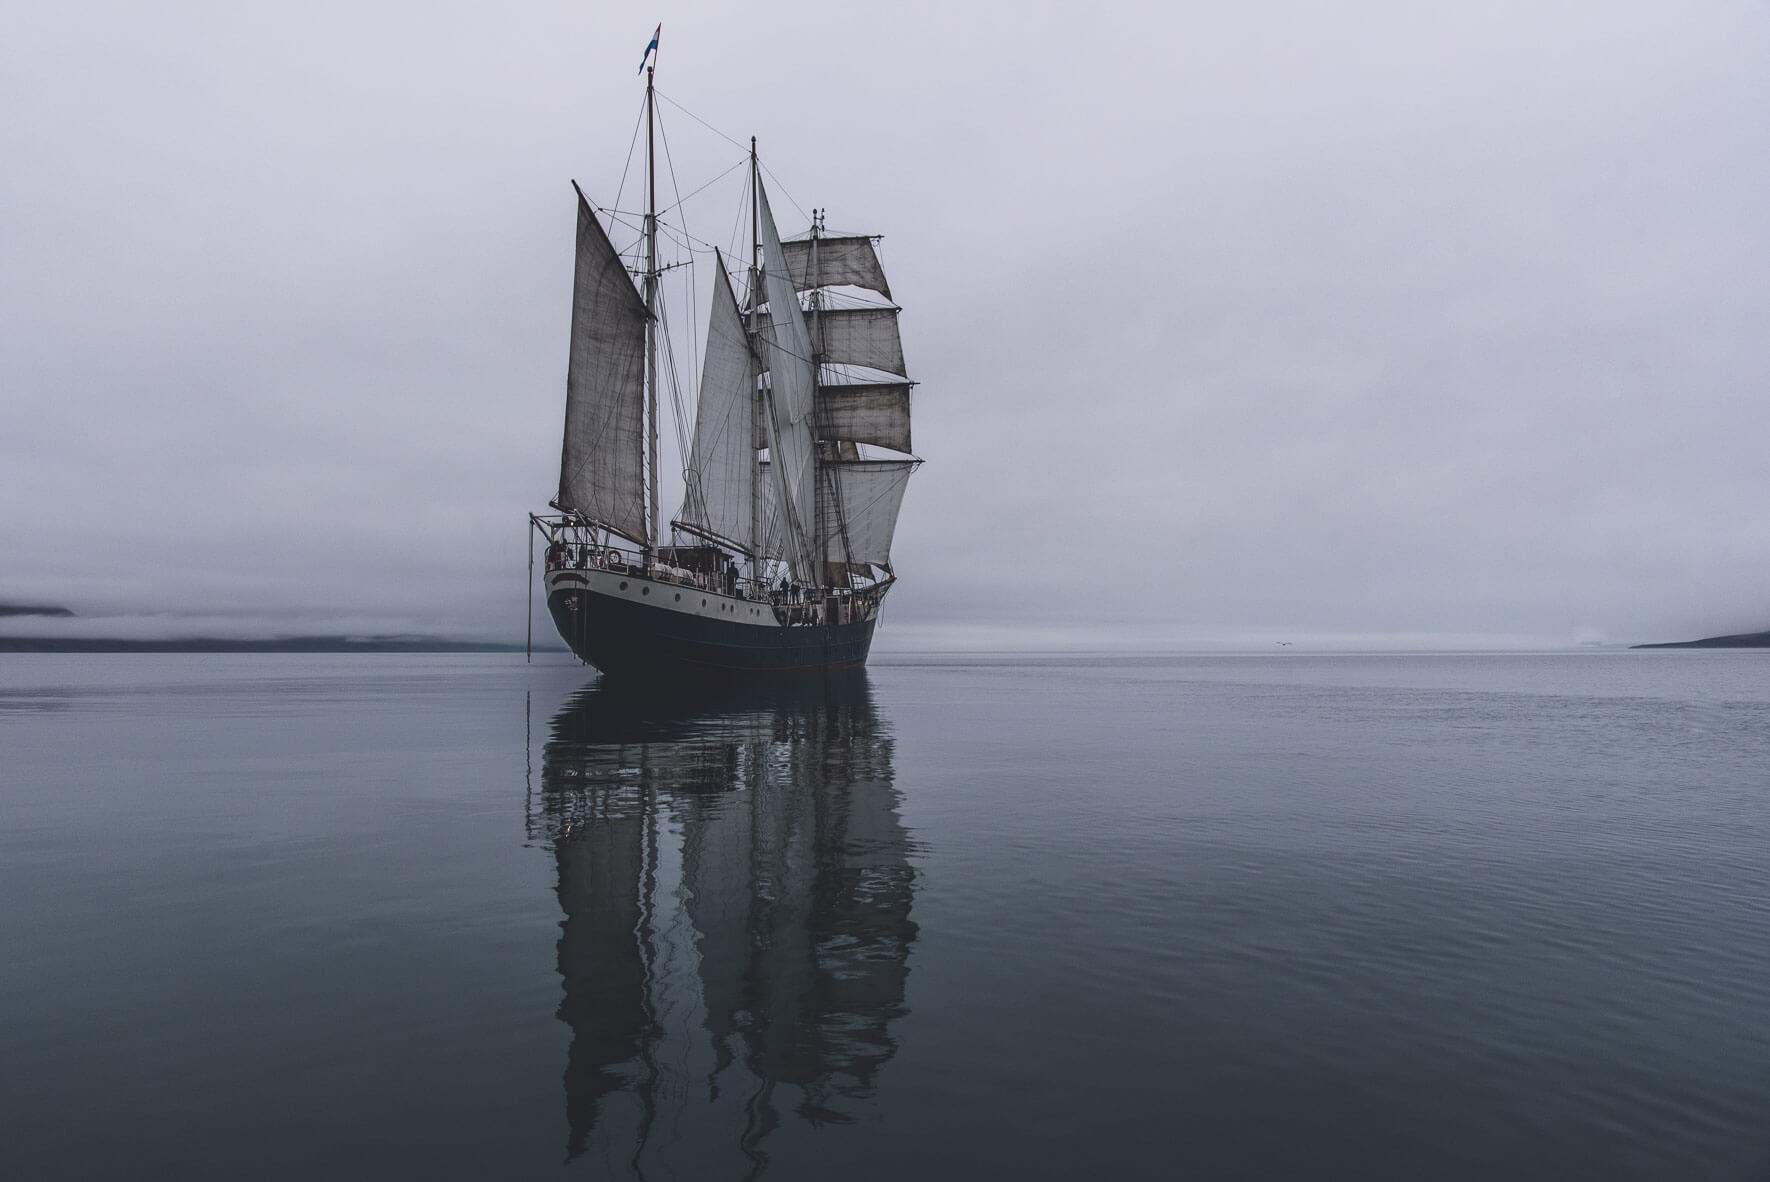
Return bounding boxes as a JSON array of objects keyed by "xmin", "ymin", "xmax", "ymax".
[{"xmin": 637, "ymin": 24, "xmax": 660, "ymax": 74}]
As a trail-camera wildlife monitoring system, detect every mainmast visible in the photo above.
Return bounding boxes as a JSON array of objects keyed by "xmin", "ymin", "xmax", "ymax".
[
  {"xmin": 808, "ymin": 208, "xmax": 826, "ymax": 587},
  {"xmin": 748, "ymin": 138, "xmax": 763, "ymax": 592},
  {"xmin": 643, "ymin": 66, "xmax": 661, "ymax": 559}
]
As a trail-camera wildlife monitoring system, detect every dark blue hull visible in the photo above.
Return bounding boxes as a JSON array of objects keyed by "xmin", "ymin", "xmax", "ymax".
[{"xmin": 548, "ymin": 580, "xmax": 878, "ymax": 680}]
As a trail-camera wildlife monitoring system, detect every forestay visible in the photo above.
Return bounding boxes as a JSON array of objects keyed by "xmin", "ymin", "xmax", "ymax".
[{"xmin": 557, "ymin": 189, "xmax": 649, "ymax": 544}]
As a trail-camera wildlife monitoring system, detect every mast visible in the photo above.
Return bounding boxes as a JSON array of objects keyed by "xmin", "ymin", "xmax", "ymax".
[
  {"xmin": 644, "ymin": 66, "xmax": 660, "ymax": 560},
  {"xmin": 808, "ymin": 209, "xmax": 825, "ymax": 587},
  {"xmin": 748, "ymin": 138, "xmax": 762, "ymax": 592}
]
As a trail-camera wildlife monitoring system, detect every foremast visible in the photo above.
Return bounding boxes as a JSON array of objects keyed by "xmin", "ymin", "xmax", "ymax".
[{"xmin": 642, "ymin": 65, "xmax": 661, "ymax": 561}]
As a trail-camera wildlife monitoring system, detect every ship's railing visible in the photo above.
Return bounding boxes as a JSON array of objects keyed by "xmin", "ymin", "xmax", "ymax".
[
  {"xmin": 541, "ymin": 539, "xmax": 750, "ymax": 598},
  {"xmin": 541, "ymin": 540, "xmax": 634, "ymax": 573},
  {"xmin": 533, "ymin": 515, "xmax": 889, "ymax": 619},
  {"xmin": 764, "ymin": 584, "xmax": 882, "ymax": 628}
]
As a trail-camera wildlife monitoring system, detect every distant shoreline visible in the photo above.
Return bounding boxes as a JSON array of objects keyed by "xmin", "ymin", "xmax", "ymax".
[
  {"xmin": 1631, "ymin": 630, "xmax": 1770, "ymax": 650},
  {"xmin": 0, "ymin": 636, "xmax": 549, "ymax": 653},
  {"xmin": 0, "ymin": 604, "xmax": 76, "ymax": 618}
]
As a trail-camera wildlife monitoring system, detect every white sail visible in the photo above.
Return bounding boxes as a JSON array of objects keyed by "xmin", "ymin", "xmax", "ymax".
[
  {"xmin": 819, "ymin": 460, "xmax": 917, "ymax": 567},
  {"xmin": 780, "ymin": 235, "xmax": 891, "ymax": 300},
  {"xmin": 811, "ymin": 306, "xmax": 906, "ymax": 377},
  {"xmin": 677, "ymin": 254, "xmax": 755, "ymax": 551},
  {"xmin": 558, "ymin": 189, "xmax": 649, "ymax": 543},
  {"xmin": 756, "ymin": 181, "xmax": 820, "ymax": 582},
  {"xmin": 816, "ymin": 381, "xmax": 912, "ymax": 453}
]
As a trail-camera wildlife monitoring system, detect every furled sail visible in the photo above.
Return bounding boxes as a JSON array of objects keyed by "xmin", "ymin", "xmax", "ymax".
[
  {"xmin": 819, "ymin": 460, "xmax": 917, "ymax": 566},
  {"xmin": 557, "ymin": 187, "xmax": 648, "ymax": 544},
  {"xmin": 756, "ymin": 181, "xmax": 819, "ymax": 582},
  {"xmin": 815, "ymin": 380, "xmax": 912, "ymax": 453},
  {"xmin": 779, "ymin": 235, "xmax": 891, "ymax": 300},
  {"xmin": 677, "ymin": 252, "xmax": 755, "ymax": 551}
]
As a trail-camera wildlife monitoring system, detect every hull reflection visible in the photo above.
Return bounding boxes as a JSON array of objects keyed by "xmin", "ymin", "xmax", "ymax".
[{"xmin": 533, "ymin": 672, "xmax": 917, "ymax": 1174}]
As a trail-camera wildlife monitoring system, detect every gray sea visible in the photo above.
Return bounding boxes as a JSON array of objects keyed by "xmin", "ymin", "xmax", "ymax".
[{"xmin": 2, "ymin": 652, "xmax": 1767, "ymax": 1180}]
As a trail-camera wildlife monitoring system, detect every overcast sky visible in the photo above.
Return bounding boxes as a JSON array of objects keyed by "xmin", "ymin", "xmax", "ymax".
[{"xmin": 5, "ymin": 1, "xmax": 1768, "ymax": 647}]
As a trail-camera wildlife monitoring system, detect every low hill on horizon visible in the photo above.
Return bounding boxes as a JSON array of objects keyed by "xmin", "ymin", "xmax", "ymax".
[
  {"xmin": 0, "ymin": 603, "xmax": 75, "ymax": 618},
  {"xmin": 1632, "ymin": 629, "xmax": 1770, "ymax": 649},
  {"xmin": 0, "ymin": 635, "xmax": 549, "ymax": 653}
]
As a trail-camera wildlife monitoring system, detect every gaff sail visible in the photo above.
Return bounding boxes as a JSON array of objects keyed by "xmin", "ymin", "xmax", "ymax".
[{"xmin": 557, "ymin": 187, "xmax": 649, "ymax": 545}]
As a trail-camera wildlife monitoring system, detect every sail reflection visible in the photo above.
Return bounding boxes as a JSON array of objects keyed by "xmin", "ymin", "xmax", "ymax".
[{"xmin": 533, "ymin": 672, "xmax": 916, "ymax": 1174}]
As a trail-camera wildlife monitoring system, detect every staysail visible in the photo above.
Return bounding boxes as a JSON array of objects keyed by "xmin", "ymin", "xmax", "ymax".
[
  {"xmin": 677, "ymin": 252, "xmax": 756, "ymax": 552},
  {"xmin": 756, "ymin": 181, "xmax": 820, "ymax": 582},
  {"xmin": 557, "ymin": 186, "xmax": 649, "ymax": 544}
]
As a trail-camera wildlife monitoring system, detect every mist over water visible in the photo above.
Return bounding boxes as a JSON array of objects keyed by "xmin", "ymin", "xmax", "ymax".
[
  {"xmin": 3, "ymin": 651, "xmax": 1767, "ymax": 1179},
  {"xmin": 8, "ymin": 3, "xmax": 1770, "ymax": 646}
]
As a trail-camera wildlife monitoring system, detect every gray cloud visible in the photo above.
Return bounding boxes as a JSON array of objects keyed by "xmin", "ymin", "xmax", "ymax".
[{"xmin": 5, "ymin": 1, "xmax": 1767, "ymax": 646}]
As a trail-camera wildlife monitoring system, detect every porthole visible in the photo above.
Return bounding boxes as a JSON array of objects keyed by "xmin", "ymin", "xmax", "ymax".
[
  {"xmin": 701, "ymin": 599, "xmax": 707, "ymax": 607},
  {"xmin": 619, "ymin": 581, "xmax": 629, "ymax": 591},
  {"xmin": 641, "ymin": 586, "xmax": 649, "ymax": 596},
  {"xmin": 674, "ymin": 593, "xmax": 681, "ymax": 601}
]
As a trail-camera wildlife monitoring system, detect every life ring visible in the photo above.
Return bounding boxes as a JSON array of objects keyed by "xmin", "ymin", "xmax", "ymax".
[{"xmin": 600, "ymin": 550, "xmax": 621, "ymax": 571}]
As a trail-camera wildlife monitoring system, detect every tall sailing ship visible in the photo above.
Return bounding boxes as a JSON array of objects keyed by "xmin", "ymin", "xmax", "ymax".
[{"xmin": 532, "ymin": 61, "xmax": 920, "ymax": 678}]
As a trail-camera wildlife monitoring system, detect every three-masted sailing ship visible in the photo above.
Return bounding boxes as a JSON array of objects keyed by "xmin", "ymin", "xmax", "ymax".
[{"xmin": 531, "ymin": 60, "xmax": 920, "ymax": 678}]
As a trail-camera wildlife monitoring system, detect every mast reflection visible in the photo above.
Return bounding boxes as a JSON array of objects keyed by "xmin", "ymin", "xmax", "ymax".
[{"xmin": 533, "ymin": 672, "xmax": 916, "ymax": 1175}]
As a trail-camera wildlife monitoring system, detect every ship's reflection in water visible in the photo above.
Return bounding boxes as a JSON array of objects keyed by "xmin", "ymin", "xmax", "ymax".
[{"xmin": 532, "ymin": 672, "xmax": 916, "ymax": 1177}]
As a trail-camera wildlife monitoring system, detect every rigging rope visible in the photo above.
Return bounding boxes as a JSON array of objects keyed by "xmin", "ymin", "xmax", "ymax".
[
  {"xmin": 610, "ymin": 92, "xmax": 647, "ymax": 223},
  {"xmin": 658, "ymin": 156, "xmax": 747, "ymax": 218},
  {"xmin": 758, "ymin": 160, "xmax": 812, "ymax": 228},
  {"xmin": 653, "ymin": 101, "xmax": 702, "ymax": 410},
  {"xmin": 655, "ymin": 89, "xmax": 746, "ymax": 152},
  {"xmin": 655, "ymin": 86, "xmax": 810, "ymax": 227},
  {"xmin": 654, "ymin": 299, "xmax": 695, "ymax": 500}
]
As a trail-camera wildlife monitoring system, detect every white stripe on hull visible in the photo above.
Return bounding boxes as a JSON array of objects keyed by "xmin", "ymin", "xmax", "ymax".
[{"xmin": 545, "ymin": 567, "xmax": 781, "ymax": 626}]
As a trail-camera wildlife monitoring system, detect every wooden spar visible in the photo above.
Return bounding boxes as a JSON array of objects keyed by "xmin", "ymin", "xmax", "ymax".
[
  {"xmin": 526, "ymin": 514, "xmax": 535, "ymax": 662},
  {"xmin": 748, "ymin": 137, "xmax": 763, "ymax": 595},
  {"xmin": 643, "ymin": 66, "xmax": 660, "ymax": 564}
]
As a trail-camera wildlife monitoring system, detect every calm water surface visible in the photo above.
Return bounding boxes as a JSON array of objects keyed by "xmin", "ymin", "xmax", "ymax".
[{"xmin": 2, "ymin": 652, "xmax": 1767, "ymax": 1179}]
